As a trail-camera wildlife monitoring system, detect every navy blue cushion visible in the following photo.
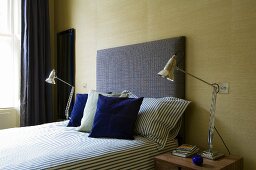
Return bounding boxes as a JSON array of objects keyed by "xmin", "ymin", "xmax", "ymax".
[
  {"xmin": 89, "ymin": 95, "xmax": 143, "ymax": 140},
  {"xmin": 67, "ymin": 94, "xmax": 88, "ymax": 127}
]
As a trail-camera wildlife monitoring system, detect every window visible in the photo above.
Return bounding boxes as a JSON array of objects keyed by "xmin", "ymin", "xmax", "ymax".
[{"xmin": 0, "ymin": 0, "xmax": 20, "ymax": 108}]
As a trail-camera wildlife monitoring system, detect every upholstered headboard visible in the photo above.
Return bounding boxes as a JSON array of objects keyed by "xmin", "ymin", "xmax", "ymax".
[
  {"xmin": 96, "ymin": 36, "xmax": 186, "ymax": 142},
  {"xmin": 96, "ymin": 36, "xmax": 185, "ymax": 98}
]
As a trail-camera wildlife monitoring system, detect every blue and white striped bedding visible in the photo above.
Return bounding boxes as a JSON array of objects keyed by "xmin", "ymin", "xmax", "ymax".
[{"xmin": 0, "ymin": 121, "xmax": 177, "ymax": 170}]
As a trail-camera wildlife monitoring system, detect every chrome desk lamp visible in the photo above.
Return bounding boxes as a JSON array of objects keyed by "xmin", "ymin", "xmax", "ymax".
[
  {"xmin": 46, "ymin": 69, "xmax": 74, "ymax": 120},
  {"xmin": 158, "ymin": 54, "xmax": 224, "ymax": 160}
]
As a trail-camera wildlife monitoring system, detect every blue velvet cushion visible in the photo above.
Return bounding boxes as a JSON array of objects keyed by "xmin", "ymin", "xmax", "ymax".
[
  {"xmin": 67, "ymin": 94, "xmax": 88, "ymax": 127},
  {"xmin": 89, "ymin": 95, "xmax": 143, "ymax": 140}
]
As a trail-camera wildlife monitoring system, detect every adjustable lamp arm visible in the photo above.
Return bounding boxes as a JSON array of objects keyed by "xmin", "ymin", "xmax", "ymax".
[
  {"xmin": 176, "ymin": 67, "xmax": 213, "ymax": 86},
  {"xmin": 55, "ymin": 77, "xmax": 73, "ymax": 87},
  {"xmin": 174, "ymin": 64, "xmax": 220, "ymax": 156},
  {"xmin": 176, "ymin": 67, "xmax": 219, "ymax": 92}
]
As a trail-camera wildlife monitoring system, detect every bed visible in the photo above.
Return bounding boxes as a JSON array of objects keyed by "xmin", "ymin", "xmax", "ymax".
[{"xmin": 0, "ymin": 36, "xmax": 188, "ymax": 170}]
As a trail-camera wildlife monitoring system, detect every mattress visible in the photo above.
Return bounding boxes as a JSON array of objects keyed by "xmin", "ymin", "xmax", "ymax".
[{"xmin": 0, "ymin": 121, "xmax": 178, "ymax": 170}]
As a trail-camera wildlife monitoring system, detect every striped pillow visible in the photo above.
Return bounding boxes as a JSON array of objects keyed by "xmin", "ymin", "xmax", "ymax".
[{"xmin": 134, "ymin": 97, "xmax": 190, "ymax": 148}]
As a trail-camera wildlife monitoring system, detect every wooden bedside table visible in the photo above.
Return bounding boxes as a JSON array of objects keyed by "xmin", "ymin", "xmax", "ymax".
[{"xmin": 154, "ymin": 153, "xmax": 243, "ymax": 170}]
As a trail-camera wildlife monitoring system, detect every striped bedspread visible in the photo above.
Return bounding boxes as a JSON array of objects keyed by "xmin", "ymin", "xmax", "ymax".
[{"xmin": 0, "ymin": 121, "xmax": 177, "ymax": 170}]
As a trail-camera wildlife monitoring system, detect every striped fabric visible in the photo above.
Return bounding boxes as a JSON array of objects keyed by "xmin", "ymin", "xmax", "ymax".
[
  {"xmin": 135, "ymin": 97, "xmax": 190, "ymax": 148},
  {"xmin": 0, "ymin": 121, "xmax": 177, "ymax": 170}
]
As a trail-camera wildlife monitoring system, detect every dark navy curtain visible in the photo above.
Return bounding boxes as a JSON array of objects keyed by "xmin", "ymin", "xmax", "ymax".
[{"xmin": 20, "ymin": 0, "xmax": 53, "ymax": 126}]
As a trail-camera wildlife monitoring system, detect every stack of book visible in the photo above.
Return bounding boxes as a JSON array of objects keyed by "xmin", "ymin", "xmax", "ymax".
[{"xmin": 172, "ymin": 144, "xmax": 199, "ymax": 158}]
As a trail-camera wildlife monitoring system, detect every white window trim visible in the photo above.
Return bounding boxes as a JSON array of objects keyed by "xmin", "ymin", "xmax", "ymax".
[{"xmin": 0, "ymin": 0, "xmax": 20, "ymax": 109}]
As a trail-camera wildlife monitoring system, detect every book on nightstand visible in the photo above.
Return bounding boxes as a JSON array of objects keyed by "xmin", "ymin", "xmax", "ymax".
[{"xmin": 172, "ymin": 144, "xmax": 199, "ymax": 158}]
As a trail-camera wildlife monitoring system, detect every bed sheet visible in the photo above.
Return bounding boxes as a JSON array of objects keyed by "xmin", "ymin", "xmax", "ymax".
[{"xmin": 0, "ymin": 121, "xmax": 177, "ymax": 170}]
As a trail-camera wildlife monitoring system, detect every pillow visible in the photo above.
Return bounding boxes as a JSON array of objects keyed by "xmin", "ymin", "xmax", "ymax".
[
  {"xmin": 169, "ymin": 118, "xmax": 183, "ymax": 140},
  {"xmin": 134, "ymin": 97, "xmax": 190, "ymax": 148},
  {"xmin": 89, "ymin": 95, "xmax": 143, "ymax": 139},
  {"xmin": 121, "ymin": 90, "xmax": 139, "ymax": 98},
  {"xmin": 106, "ymin": 90, "xmax": 131, "ymax": 97},
  {"xmin": 78, "ymin": 90, "xmax": 129, "ymax": 132},
  {"xmin": 67, "ymin": 93, "xmax": 88, "ymax": 127}
]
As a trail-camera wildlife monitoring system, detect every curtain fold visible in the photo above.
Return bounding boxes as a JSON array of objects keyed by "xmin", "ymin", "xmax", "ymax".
[{"xmin": 20, "ymin": 0, "xmax": 53, "ymax": 126}]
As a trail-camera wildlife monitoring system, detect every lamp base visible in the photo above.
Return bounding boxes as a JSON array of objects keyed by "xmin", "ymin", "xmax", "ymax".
[{"xmin": 201, "ymin": 150, "xmax": 224, "ymax": 160}]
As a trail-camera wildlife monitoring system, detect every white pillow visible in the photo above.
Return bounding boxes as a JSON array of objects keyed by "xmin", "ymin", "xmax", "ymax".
[{"xmin": 78, "ymin": 90, "xmax": 129, "ymax": 132}]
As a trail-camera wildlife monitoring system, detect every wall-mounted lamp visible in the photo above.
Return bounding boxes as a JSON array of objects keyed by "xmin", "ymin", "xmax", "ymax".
[
  {"xmin": 46, "ymin": 69, "xmax": 74, "ymax": 120},
  {"xmin": 158, "ymin": 54, "xmax": 224, "ymax": 160}
]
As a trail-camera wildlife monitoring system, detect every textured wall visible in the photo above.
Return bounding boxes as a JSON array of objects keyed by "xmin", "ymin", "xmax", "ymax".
[
  {"xmin": 54, "ymin": 0, "xmax": 256, "ymax": 169},
  {"xmin": 0, "ymin": 109, "xmax": 17, "ymax": 129}
]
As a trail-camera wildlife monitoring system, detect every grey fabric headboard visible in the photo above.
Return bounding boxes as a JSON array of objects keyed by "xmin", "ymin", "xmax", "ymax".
[
  {"xmin": 96, "ymin": 36, "xmax": 185, "ymax": 98},
  {"xmin": 96, "ymin": 36, "xmax": 186, "ymax": 143}
]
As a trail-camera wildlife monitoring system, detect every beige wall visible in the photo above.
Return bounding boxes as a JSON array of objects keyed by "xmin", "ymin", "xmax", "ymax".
[
  {"xmin": 0, "ymin": 109, "xmax": 17, "ymax": 129},
  {"xmin": 54, "ymin": 0, "xmax": 256, "ymax": 169}
]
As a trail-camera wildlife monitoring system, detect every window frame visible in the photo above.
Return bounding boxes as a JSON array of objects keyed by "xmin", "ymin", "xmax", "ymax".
[{"xmin": 0, "ymin": 0, "xmax": 20, "ymax": 108}]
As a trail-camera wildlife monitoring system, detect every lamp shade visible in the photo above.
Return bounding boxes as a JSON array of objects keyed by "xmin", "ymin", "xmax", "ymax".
[
  {"xmin": 157, "ymin": 55, "xmax": 177, "ymax": 81},
  {"xmin": 45, "ymin": 69, "xmax": 56, "ymax": 84}
]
